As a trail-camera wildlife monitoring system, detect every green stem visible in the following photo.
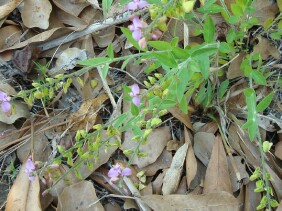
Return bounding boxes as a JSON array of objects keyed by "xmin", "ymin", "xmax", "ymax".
[{"xmin": 256, "ymin": 131, "xmax": 271, "ymax": 210}]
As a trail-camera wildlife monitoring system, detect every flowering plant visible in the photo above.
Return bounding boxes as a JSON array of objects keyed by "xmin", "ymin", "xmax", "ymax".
[{"xmin": 0, "ymin": 91, "xmax": 11, "ymax": 113}]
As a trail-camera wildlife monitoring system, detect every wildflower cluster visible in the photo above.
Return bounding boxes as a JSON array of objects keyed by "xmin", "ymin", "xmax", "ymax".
[
  {"xmin": 25, "ymin": 156, "xmax": 36, "ymax": 181},
  {"xmin": 108, "ymin": 163, "xmax": 132, "ymax": 182},
  {"xmin": 126, "ymin": 0, "xmax": 162, "ymax": 48},
  {"xmin": 0, "ymin": 91, "xmax": 11, "ymax": 113}
]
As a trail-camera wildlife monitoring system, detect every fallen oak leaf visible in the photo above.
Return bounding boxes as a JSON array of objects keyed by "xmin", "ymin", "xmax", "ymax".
[
  {"xmin": 141, "ymin": 191, "xmax": 241, "ymax": 210},
  {"xmin": 6, "ymin": 159, "xmax": 42, "ymax": 211}
]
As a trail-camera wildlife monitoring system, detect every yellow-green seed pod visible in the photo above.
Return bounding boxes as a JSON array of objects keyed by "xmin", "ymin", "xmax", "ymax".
[{"xmin": 90, "ymin": 79, "xmax": 98, "ymax": 88}]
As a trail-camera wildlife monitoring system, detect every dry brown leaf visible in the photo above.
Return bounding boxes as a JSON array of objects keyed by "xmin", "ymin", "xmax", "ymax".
[
  {"xmin": 193, "ymin": 132, "xmax": 215, "ymax": 166},
  {"xmin": 198, "ymin": 122, "xmax": 218, "ymax": 134},
  {"xmin": 203, "ymin": 136, "xmax": 232, "ymax": 194},
  {"xmin": 275, "ymin": 141, "xmax": 282, "ymax": 160},
  {"xmin": 48, "ymin": 47, "xmax": 87, "ymax": 76},
  {"xmin": 253, "ymin": 0, "xmax": 279, "ymax": 24},
  {"xmin": 244, "ymin": 181, "xmax": 261, "ymax": 211},
  {"xmin": 253, "ymin": 36, "xmax": 280, "ymax": 60},
  {"xmin": 53, "ymin": 0, "xmax": 89, "ymax": 17},
  {"xmin": 168, "ymin": 106, "xmax": 193, "ymax": 130},
  {"xmin": 93, "ymin": 26, "xmax": 116, "ymax": 48},
  {"xmin": 121, "ymin": 126, "xmax": 171, "ymax": 168},
  {"xmin": 189, "ymin": 159, "xmax": 207, "ymax": 190},
  {"xmin": 228, "ymin": 123, "xmax": 245, "ymax": 154},
  {"xmin": 152, "ymin": 170, "xmax": 166, "ymax": 194},
  {"xmin": 54, "ymin": 8, "xmax": 88, "ymax": 27},
  {"xmin": 0, "ymin": 100, "xmax": 30, "ymax": 124},
  {"xmin": 166, "ymin": 139, "xmax": 180, "ymax": 151},
  {"xmin": 0, "ymin": 122, "xmax": 18, "ymax": 151},
  {"xmin": 162, "ymin": 143, "xmax": 188, "ymax": 195},
  {"xmin": 227, "ymin": 52, "xmax": 245, "ymax": 79},
  {"xmin": 0, "ymin": 0, "xmax": 23, "ymax": 19},
  {"xmin": 141, "ymin": 150, "xmax": 172, "ymax": 176},
  {"xmin": 69, "ymin": 94, "xmax": 108, "ymax": 131},
  {"xmin": 277, "ymin": 200, "xmax": 282, "ymax": 211},
  {"xmin": 175, "ymin": 176, "xmax": 187, "ymax": 194},
  {"xmin": 104, "ymin": 202, "xmax": 121, "ymax": 211},
  {"xmin": 57, "ymin": 181, "xmax": 104, "ymax": 211},
  {"xmin": 75, "ymin": 130, "xmax": 119, "ymax": 180},
  {"xmin": 6, "ymin": 160, "xmax": 42, "ymax": 211},
  {"xmin": 21, "ymin": 0, "xmax": 52, "ymax": 29},
  {"xmin": 185, "ymin": 127, "xmax": 197, "ymax": 188},
  {"xmin": 0, "ymin": 25, "xmax": 21, "ymax": 49},
  {"xmin": 0, "ymin": 27, "xmax": 67, "ymax": 52},
  {"xmin": 17, "ymin": 134, "xmax": 52, "ymax": 163},
  {"xmin": 228, "ymin": 156, "xmax": 249, "ymax": 192},
  {"xmin": 141, "ymin": 191, "xmax": 240, "ymax": 210}
]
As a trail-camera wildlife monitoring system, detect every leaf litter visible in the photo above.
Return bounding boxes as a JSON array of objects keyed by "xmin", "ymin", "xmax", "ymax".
[{"xmin": 0, "ymin": 0, "xmax": 281, "ymax": 210}]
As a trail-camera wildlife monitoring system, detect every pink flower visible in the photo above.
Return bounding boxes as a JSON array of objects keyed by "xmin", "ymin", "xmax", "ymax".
[
  {"xmin": 25, "ymin": 156, "xmax": 36, "ymax": 181},
  {"xmin": 108, "ymin": 163, "xmax": 132, "ymax": 182},
  {"xmin": 130, "ymin": 84, "xmax": 140, "ymax": 106},
  {"xmin": 0, "ymin": 91, "xmax": 11, "ymax": 113},
  {"xmin": 129, "ymin": 17, "xmax": 144, "ymax": 41},
  {"xmin": 126, "ymin": 0, "xmax": 149, "ymax": 11}
]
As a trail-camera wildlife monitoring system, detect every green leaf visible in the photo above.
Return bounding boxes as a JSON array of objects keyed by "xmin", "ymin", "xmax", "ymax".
[
  {"xmin": 107, "ymin": 43, "xmax": 114, "ymax": 59},
  {"xmin": 179, "ymin": 96, "xmax": 188, "ymax": 114},
  {"xmin": 218, "ymin": 79, "xmax": 229, "ymax": 99},
  {"xmin": 226, "ymin": 28, "xmax": 236, "ymax": 43},
  {"xmin": 256, "ymin": 93, "xmax": 274, "ymax": 112},
  {"xmin": 242, "ymin": 88, "xmax": 258, "ymax": 141},
  {"xmin": 219, "ymin": 42, "xmax": 235, "ymax": 53},
  {"xmin": 102, "ymin": 0, "xmax": 113, "ymax": 17},
  {"xmin": 262, "ymin": 141, "xmax": 273, "ymax": 153},
  {"xmin": 195, "ymin": 56, "xmax": 210, "ymax": 79},
  {"xmin": 148, "ymin": 41, "xmax": 171, "ymax": 50},
  {"xmin": 101, "ymin": 64, "xmax": 109, "ymax": 79},
  {"xmin": 203, "ymin": 16, "xmax": 215, "ymax": 43},
  {"xmin": 153, "ymin": 52, "xmax": 177, "ymax": 68},
  {"xmin": 172, "ymin": 46, "xmax": 190, "ymax": 59},
  {"xmin": 176, "ymin": 68, "xmax": 189, "ymax": 102},
  {"xmin": 131, "ymin": 103, "xmax": 139, "ymax": 116},
  {"xmin": 251, "ymin": 71, "xmax": 266, "ymax": 85},
  {"xmin": 231, "ymin": 3, "xmax": 243, "ymax": 16}
]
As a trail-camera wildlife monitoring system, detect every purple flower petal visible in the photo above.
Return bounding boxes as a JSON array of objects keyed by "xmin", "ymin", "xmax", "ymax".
[
  {"xmin": 1, "ymin": 101, "xmax": 11, "ymax": 113},
  {"xmin": 132, "ymin": 17, "xmax": 143, "ymax": 28},
  {"xmin": 132, "ymin": 96, "xmax": 140, "ymax": 106},
  {"xmin": 132, "ymin": 30, "xmax": 142, "ymax": 41},
  {"xmin": 0, "ymin": 91, "xmax": 7, "ymax": 101},
  {"xmin": 108, "ymin": 164, "xmax": 121, "ymax": 178},
  {"xmin": 126, "ymin": 2, "xmax": 138, "ymax": 10},
  {"xmin": 122, "ymin": 168, "xmax": 132, "ymax": 176},
  {"xmin": 131, "ymin": 84, "xmax": 140, "ymax": 95},
  {"xmin": 26, "ymin": 158, "xmax": 35, "ymax": 171}
]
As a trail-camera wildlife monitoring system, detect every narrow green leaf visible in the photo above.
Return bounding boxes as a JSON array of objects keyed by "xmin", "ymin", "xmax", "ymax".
[
  {"xmin": 251, "ymin": 71, "xmax": 267, "ymax": 85},
  {"xmin": 148, "ymin": 41, "xmax": 171, "ymax": 50},
  {"xmin": 102, "ymin": 0, "xmax": 113, "ymax": 17},
  {"xmin": 243, "ymin": 88, "xmax": 258, "ymax": 141},
  {"xmin": 176, "ymin": 68, "xmax": 189, "ymax": 102},
  {"xmin": 256, "ymin": 93, "xmax": 274, "ymax": 112},
  {"xmin": 107, "ymin": 43, "xmax": 114, "ymax": 59},
  {"xmin": 203, "ymin": 16, "xmax": 215, "ymax": 43},
  {"xmin": 218, "ymin": 80, "xmax": 229, "ymax": 99},
  {"xmin": 101, "ymin": 64, "xmax": 109, "ymax": 79}
]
